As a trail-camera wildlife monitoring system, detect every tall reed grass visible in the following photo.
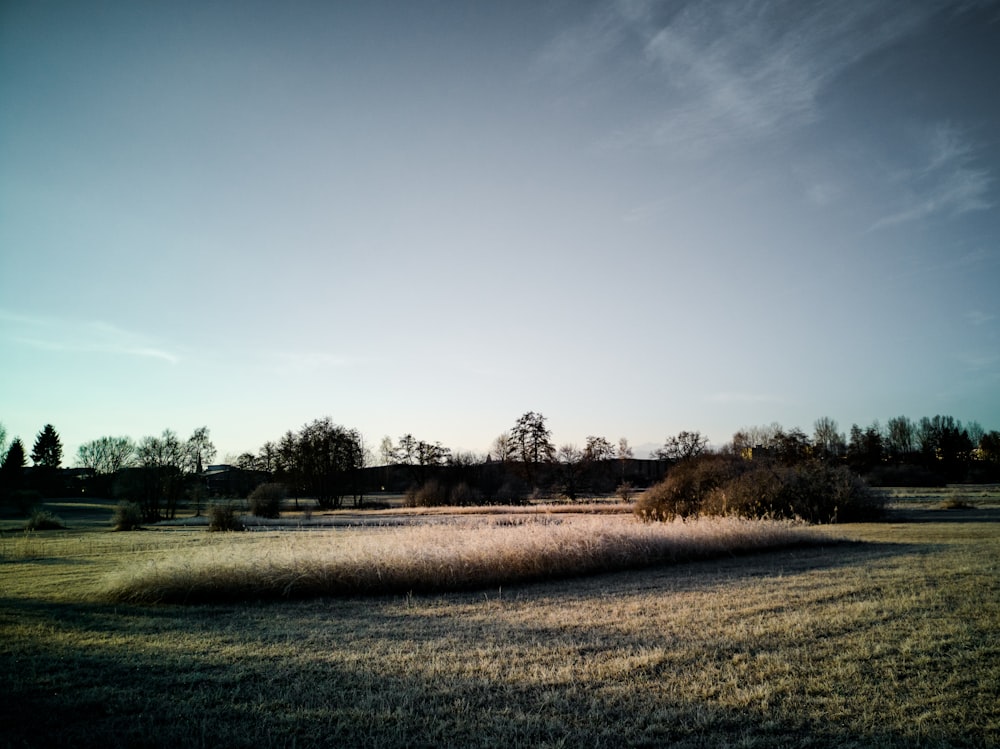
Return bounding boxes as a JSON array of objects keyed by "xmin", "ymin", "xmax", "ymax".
[{"xmin": 101, "ymin": 516, "xmax": 822, "ymax": 604}]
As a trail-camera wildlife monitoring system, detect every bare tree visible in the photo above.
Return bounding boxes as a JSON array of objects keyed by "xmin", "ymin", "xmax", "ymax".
[
  {"xmin": 132, "ymin": 429, "xmax": 187, "ymax": 521},
  {"xmin": 656, "ymin": 430, "xmax": 708, "ymax": 462},
  {"xmin": 396, "ymin": 434, "xmax": 418, "ymax": 466},
  {"xmin": 236, "ymin": 452, "xmax": 259, "ymax": 471},
  {"xmin": 379, "ymin": 436, "xmax": 396, "ymax": 466},
  {"xmin": 257, "ymin": 441, "xmax": 278, "ymax": 473},
  {"xmin": 583, "ymin": 436, "xmax": 615, "ymax": 463},
  {"xmin": 885, "ymin": 416, "xmax": 915, "ymax": 460},
  {"xmin": 556, "ymin": 443, "xmax": 585, "ymax": 500},
  {"xmin": 76, "ymin": 436, "xmax": 136, "ymax": 474},
  {"xmin": 491, "ymin": 432, "xmax": 514, "ymax": 462},
  {"xmin": 812, "ymin": 417, "xmax": 844, "ymax": 460},
  {"xmin": 185, "ymin": 426, "xmax": 216, "ymax": 474},
  {"xmin": 616, "ymin": 436, "xmax": 634, "ymax": 482}
]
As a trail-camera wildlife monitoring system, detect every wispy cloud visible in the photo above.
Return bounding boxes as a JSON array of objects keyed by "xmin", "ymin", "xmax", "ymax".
[
  {"xmin": 544, "ymin": 0, "xmax": 967, "ymax": 157},
  {"xmin": 0, "ymin": 311, "xmax": 179, "ymax": 364},
  {"xmin": 870, "ymin": 123, "xmax": 993, "ymax": 230}
]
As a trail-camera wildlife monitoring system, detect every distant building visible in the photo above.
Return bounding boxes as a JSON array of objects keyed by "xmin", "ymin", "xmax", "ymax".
[{"xmin": 201, "ymin": 464, "xmax": 269, "ymax": 497}]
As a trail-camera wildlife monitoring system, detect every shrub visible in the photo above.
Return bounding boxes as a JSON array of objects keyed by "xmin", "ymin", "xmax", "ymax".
[
  {"xmin": 637, "ymin": 456, "xmax": 882, "ymax": 524},
  {"xmin": 615, "ymin": 481, "xmax": 636, "ymax": 502},
  {"xmin": 112, "ymin": 501, "xmax": 143, "ymax": 531},
  {"xmin": 709, "ymin": 462, "xmax": 882, "ymax": 523},
  {"xmin": 248, "ymin": 483, "xmax": 286, "ymax": 518},
  {"xmin": 405, "ymin": 480, "xmax": 450, "ymax": 507},
  {"xmin": 25, "ymin": 508, "xmax": 65, "ymax": 531},
  {"xmin": 449, "ymin": 482, "xmax": 482, "ymax": 506},
  {"xmin": 208, "ymin": 501, "xmax": 244, "ymax": 532},
  {"xmin": 635, "ymin": 455, "xmax": 744, "ymax": 521},
  {"xmin": 495, "ymin": 479, "xmax": 529, "ymax": 505}
]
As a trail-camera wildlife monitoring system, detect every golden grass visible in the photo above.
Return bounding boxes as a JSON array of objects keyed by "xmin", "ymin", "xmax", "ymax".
[
  {"xmin": 2, "ymin": 500, "xmax": 997, "ymax": 747},
  {"xmin": 99, "ymin": 515, "xmax": 820, "ymax": 603}
]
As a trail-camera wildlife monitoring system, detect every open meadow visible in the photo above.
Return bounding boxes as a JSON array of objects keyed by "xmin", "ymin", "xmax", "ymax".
[{"xmin": 1, "ymin": 491, "xmax": 998, "ymax": 748}]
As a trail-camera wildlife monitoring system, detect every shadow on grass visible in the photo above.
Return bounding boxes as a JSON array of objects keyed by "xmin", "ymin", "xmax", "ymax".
[
  {"xmin": 886, "ymin": 505, "xmax": 1000, "ymax": 524},
  {"xmin": 3, "ymin": 538, "xmax": 976, "ymax": 748}
]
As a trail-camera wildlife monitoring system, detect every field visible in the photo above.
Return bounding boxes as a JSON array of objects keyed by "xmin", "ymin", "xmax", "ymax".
[{"xmin": 1, "ymin": 490, "xmax": 998, "ymax": 748}]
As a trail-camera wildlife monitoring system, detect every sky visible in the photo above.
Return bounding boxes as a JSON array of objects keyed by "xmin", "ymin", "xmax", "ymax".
[{"xmin": 2, "ymin": 0, "xmax": 999, "ymax": 464}]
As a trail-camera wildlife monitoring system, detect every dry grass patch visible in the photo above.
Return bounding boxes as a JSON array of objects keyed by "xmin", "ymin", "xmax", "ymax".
[
  {"xmin": 100, "ymin": 516, "xmax": 821, "ymax": 604},
  {"xmin": 2, "ymin": 505, "xmax": 998, "ymax": 747},
  {"xmin": 2, "ymin": 510, "xmax": 997, "ymax": 747}
]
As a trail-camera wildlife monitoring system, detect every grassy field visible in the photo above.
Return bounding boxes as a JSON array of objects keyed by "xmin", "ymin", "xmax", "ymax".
[{"xmin": 1, "ymin": 492, "xmax": 998, "ymax": 747}]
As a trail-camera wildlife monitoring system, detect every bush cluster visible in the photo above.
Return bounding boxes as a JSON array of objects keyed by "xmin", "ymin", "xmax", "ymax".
[
  {"xmin": 404, "ymin": 480, "xmax": 484, "ymax": 507},
  {"xmin": 208, "ymin": 501, "xmax": 245, "ymax": 532},
  {"xmin": 248, "ymin": 482, "xmax": 286, "ymax": 518},
  {"xmin": 112, "ymin": 501, "xmax": 143, "ymax": 531},
  {"xmin": 635, "ymin": 455, "xmax": 882, "ymax": 524},
  {"xmin": 24, "ymin": 508, "xmax": 65, "ymax": 531}
]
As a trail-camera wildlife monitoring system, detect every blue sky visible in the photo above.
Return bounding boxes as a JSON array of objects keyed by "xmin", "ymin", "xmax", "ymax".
[{"xmin": 2, "ymin": 0, "xmax": 999, "ymax": 463}]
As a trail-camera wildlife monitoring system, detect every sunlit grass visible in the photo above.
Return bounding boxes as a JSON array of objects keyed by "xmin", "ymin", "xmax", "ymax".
[
  {"xmin": 2, "ymin": 498, "xmax": 997, "ymax": 747},
  {"xmin": 100, "ymin": 515, "xmax": 820, "ymax": 603}
]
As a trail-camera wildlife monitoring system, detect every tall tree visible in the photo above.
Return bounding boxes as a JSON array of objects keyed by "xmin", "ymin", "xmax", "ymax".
[
  {"xmin": 885, "ymin": 416, "xmax": 916, "ymax": 461},
  {"xmin": 617, "ymin": 437, "xmax": 634, "ymax": 480},
  {"xmin": 396, "ymin": 434, "xmax": 418, "ymax": 465},
  {"xmin": 184, "ymin": 426, "xmax": 216, "ymax": 474},
  {"xmin": 417, "ymin": 440, "xmax": 450, "ymax": 466},
  {"xmin": 130, "ymin": 429, "xmax": 187, "ymax": 521},
  {"xmin": 656, "ymin": 430, "xmax": 708, "ymax": 462},
  {"xmin": 812, "ymin": 417, "xmax": 845, "ymax": 460},
  {"xmin": 257, "ymin": 441, "xmax": 278, "ymax": 473},
  {"xmin": 0, "ymin": 437, "xmax": 26, "ymax": 499},
  {"xmin": 491, "ymin": 432, "xmax": 514, "ymax": 462},
  {"xmin": 31, "ymin": 424, "xmax": 63, "ymax": 496},
  {"xmin": 76, "ymin": 436, "xmax": 135, "ymax": 475},
  {"xmin": 847, "ymin": 422, "xmax": 884, "ymax": 473},
  {"xmin": 776, "ymin": 427, "xmax": 811, "ymax": 464},
  {"xmin": 379, "ymin": 436, "xmax": 396, "ymax": 467},
  {"xmin": 583, "ymin": 436, "xmax": 615, "ymax": 463},
  {"xmin": 31, "ymin": 424, "xmax": 63, "ymax": 469},
  {"xmin": 294, "ymin": 418, "xmax": 364, "ymax": 509},
  {"xmin": 979, "ymin": 431, "xmax": 1000, "ymax": 467},
  {"xmin": 510, "ymin": 411, "xmax": 555, "ymax": 485},
  {"xmin": 136, "ymin": 429, "xmax": 185, "ymax": 470},
  {"xmin": 556, "ymin": 443, "xmax": 585, "ymax": 500},
  {"xmin": 916, "ymin": 415, "xmax": 973, "ymax": 478}
]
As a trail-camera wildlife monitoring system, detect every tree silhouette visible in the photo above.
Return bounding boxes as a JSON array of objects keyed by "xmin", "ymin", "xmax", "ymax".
[
  {"xmin": 1, "ymin": 437, "xmax": 26, "ymax": 500},
  {"xmin": 30, "ymin": 424, "xmax": 63, "ymax": 496},
  {"xmin": 31, "ymin": 424, "xmax": 62, "ymax": 469},
  {"xmin": 510, "ymin": 412, "xmax": 554, "ymax": 486}
]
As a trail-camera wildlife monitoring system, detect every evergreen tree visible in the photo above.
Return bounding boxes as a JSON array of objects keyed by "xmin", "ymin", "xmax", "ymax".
[
  {"xmin": 31, "ymin": 424, "xmax": 64, "ymax": 497},
  {"xmin": 1, "ymin": 437, "xmax": 26, "ymax": 501},
  {"xmin": 31, "ymin": 424, "xmax": 63, "ymax": 469}
]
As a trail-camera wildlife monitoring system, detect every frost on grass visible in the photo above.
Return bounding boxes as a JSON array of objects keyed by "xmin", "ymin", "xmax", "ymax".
[{"xmin": 100, "ymin": 516, "xmax": 825, "ymax": 604}]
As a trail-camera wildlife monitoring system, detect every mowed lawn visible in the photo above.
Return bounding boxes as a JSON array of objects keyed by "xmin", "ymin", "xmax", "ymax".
[{"xmin": 1, "ymin": 495, "xmax": 998, "ymax": 748}]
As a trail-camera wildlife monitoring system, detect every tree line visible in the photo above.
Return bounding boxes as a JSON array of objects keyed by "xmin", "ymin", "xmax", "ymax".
[{"xmin": 1, "ymin": 411, "xmax": 998, "ymax": 518}]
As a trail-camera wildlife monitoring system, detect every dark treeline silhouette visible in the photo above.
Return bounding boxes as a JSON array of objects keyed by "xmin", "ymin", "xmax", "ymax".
[
  {"xmin": 1, "ymin": 411, "xmax": 998, "ymax": 518},
  {"xmin": 731, "ymin": 415, "xmax": 998, "ymax": 485}
]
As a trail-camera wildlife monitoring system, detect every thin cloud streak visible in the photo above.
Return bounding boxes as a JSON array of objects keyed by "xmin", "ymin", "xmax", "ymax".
[
  {"xmin": 871, "ymin": 123, "xmax": 993, "ymax": 230},
  {"xmin": 550, "ymin": 0, "xmax": 974, "ymax": 157},
  {"xmin": 0, "ymin": 311, "xmax": 179, "ymax": 364}
]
